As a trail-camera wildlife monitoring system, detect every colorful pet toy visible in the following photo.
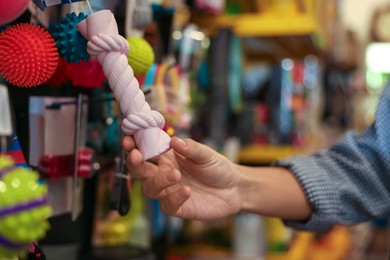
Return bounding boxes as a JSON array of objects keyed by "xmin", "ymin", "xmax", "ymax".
[
  {"xmin": 78, "ymin": 10, "xmax": 170, "ymax": 160},
  {"xmin": 126, "ymin": 37, "xmax": 154, "ymax": 77},
  {"xmin": 0, "ymin": 0, "xmax": 30, "ymax": 26},
  {"xmin": 0, "ymin": 24, "xmax": 59, "ymax": 87},
  {"xmin": 53, "ymin": 12, "xmax": 90, "ymax": 64},
  {"xmin": 0, "ymin": 155, "xmax": 51, "ymax": 258}
]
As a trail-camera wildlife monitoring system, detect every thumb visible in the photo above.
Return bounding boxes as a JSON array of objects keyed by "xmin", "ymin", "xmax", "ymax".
[{"xmin": 170, "ymin": 137, "xmax": 215, "ymax": 164}]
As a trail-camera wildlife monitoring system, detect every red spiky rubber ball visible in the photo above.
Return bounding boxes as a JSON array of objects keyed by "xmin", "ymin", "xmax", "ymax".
[
  {"xmin": 0, "ymin": 23, "xmax": 59, "ymax": 88},
  {"xmin": 0, "ymin": 0, "xmax": 30, "ymax": 26}
]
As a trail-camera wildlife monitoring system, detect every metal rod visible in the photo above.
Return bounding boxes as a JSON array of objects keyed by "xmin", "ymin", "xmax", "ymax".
[
  {"xmin": 109, "ymin": 111, "xmax": 131, "ymax": 215},
  {"xmin": 71, "ymin": 94, "xmax": 83, "ymax": 221},
  {"xmin": 45, "ymin": 97, "xmax": 115, "ymax": 109},
  {"xmin": 45, "ymin": 90, "xmax": 151, "ymax": 109}
]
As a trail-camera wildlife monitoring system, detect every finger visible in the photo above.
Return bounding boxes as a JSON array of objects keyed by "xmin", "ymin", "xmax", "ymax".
[
  {"xmin": 126, "ymin": 149, "xmax": 156, "ymax": 180},
  {"xmin": 160, "ymin": 186, "xmax": 191, "ymax": 217},
  {"xmin": 141, "ymin": 169, "xmax": 181, "ymax": 199},
  {"xmin": 122, "ymin": 135, "xmax": 136, "ymax": 151},
  {"xmin": 170, "ymin": 137, "xmax": 215, "ymax": 164}
]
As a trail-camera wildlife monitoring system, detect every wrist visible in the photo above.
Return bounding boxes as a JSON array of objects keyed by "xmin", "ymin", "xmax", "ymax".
[
  {"xmin": 234, "ymin": 164, "xmax": 263, "ymax": 214},
  {"xmin": 234, "ymin": 164, "xmax": 312, "ymax": 220}
]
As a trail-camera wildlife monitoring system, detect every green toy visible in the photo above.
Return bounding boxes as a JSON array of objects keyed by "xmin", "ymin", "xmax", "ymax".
[
  {"xmin": 0, "ymin": 155, "xmax": 51, "ymax": 259},
  {"xmin": 126, "ymin": 37, "xmax": 155, "ymax": 77}
]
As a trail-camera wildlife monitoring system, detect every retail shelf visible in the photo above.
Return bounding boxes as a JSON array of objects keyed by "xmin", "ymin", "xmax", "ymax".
[
  {"xmin": 166, "ymin": 226, "xmax": 350, "ymax": 259},
  {"xmin": 191, "ymin": 0, "xmax": 332, "ymax": 58},
  {"xmin": 193, "ymin": 12, "xmax": 324, "ymax": 39},
  {"xmin": 267, "ymin": 226, "xmax": 350, "ymax": 260},
  {"xmin": 238, "ymin": 145, "xmax": 303, "ymax": 165}
]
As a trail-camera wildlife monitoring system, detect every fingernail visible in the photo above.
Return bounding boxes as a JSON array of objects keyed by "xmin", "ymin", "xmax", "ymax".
[
  {"xmin": 179, "ymin": 188, "xmax": 189, "ymax": 198},
  {"xmin": 177, "ymin": 138, "xmax": 187, "ymax": 147},
  {"xmin": 167, "ymin": 171, "xmax": 177, "ymax": 182}
]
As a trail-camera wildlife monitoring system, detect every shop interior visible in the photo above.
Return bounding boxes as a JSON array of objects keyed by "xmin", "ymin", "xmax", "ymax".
[{"xmin": 1, "ymin": 0, "xmax": 390, "ymax": 259}]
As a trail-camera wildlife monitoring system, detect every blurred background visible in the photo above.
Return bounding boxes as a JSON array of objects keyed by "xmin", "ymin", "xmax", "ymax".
[{"xmin": 2, "ymin": 0, "xmax": 390, "ymax": 259}]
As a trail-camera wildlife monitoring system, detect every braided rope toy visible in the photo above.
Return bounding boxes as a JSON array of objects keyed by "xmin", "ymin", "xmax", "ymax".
[{"xmin": 77, "ymin": 10, "xmax": 170, "ymax": 160}]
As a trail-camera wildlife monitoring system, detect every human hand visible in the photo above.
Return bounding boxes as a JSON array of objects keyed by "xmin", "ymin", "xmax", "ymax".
[{"xmin": 122, "ymin": 136, "xmax": 242, "ymax": 220}]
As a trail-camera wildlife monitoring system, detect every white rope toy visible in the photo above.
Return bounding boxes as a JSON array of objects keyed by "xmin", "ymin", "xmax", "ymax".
[{"xmin": 77, "ymin": 10, "xmax": 171, "ymax": 160}]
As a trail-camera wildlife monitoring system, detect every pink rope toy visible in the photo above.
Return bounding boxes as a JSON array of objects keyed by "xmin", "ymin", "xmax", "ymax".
[{"xmin": 77, "ymin": 10, "xmax": 171, "ymax": 160}]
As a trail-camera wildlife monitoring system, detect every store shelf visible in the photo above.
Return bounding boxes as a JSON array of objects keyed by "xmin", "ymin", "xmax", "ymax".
[
  {"xmin": 267, "ymin": 226, "xmax": 350, "ymax": 260},
  {"xmin": 166, "ymin": 226, "xmax": 350, "ymax": 259},
  {"xmin": 193, "ymin": 12, "xmax": 323, "ymax": 39},
  {"xmin": 238, "ymin": 145, "xmax": 303, "ymax": 165},
  {"xmin": 191, "ymin": 0, "xmax": 332, "ymax": 58}
]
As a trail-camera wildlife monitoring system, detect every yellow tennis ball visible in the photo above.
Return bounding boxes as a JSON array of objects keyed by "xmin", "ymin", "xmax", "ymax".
[
  {"xmin": 126, "ymin": 37, "xmax": 155, "ymax": 77},
  {"xmin": 0, "ymin": 155, "xmax": 52, "ymax": 259}
]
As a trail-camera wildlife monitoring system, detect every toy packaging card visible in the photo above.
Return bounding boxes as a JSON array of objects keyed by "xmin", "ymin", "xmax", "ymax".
[
  {"xmin": 0, "ymin": 133, "xmax": 28, "ymax": 167},
  {"xmin": 29, "ymin": 96, "xmax": 88, "ymax": 217},
  {"xmin": 0, "ymin": 84, "xmax": 27, "ymax": 167},
  {"xmin": 33, "ymin": 0, "xmax": 85, "ymax": 10},
  {"xmin": 0, "ymin": 85, "xmax": 12, "ymax": 137}
]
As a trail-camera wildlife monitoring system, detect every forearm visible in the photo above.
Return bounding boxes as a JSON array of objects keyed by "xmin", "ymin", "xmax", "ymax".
[{"xmin": 236, "ymin": 164, "xmax": 312, "ymax": 220}]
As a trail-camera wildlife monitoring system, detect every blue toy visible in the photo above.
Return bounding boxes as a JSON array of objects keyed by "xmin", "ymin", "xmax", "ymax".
[{"xmin": 53, "ymin": 12, "xmax": 90, "ymax": 64}]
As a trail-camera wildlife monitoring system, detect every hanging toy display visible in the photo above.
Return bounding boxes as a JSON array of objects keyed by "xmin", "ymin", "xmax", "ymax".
[
  {"xmin": 0, "ymin": 23, "xmax": 59, "ymax": 88},
  {"xmin": 32, "ymin": 0, "xmax": 85, "ymax": 10},
  {"xmin": 46, "ymin": 58, "xmax": 69, "ymax": 87},
  {"xmin": 53, "ymin": 12, "xmax": 90, "ymax": 64},
  {"xmin": 66, "ymin": 58, "xmax": 106, "ymax": 88},
  {"xmin": 77, "ymin": 10, "xmax": 171, "ymax": 160},
  {"xmin": 0, "ymin": 0, "xmax": 30, "ymax": 26},
  {"xmin": 0, "ymin": 155, "xmax": 52, "ymax": 259},
  {"xmin": 126, "ymin": 37, "xmax": 154, "ymax": 77}
]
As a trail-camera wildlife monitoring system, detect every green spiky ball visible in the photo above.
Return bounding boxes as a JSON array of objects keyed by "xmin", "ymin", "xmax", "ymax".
[
  {"xmin": 0, "ymin": 156, "xmax": 52, "ymax": 259},
  {"xmin": 126, "ymin": 37, "xmax": 155, "ymax": 77}
]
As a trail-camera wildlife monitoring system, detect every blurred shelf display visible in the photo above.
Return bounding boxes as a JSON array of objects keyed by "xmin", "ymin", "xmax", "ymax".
[
  {"xmin": 267, "ymin": 226, "xmax": 350, "ymax": 260},
  {"xmin": 191, "ymin": 0, "xmax": 337, "ymax": 58},
  {"xmin": 166, "ymin": 226, "xmax": 351, "ymax": 259},
  {"xmin": 238, "ymin": 145, "xmax": 303, "ymax": 165},
  {"xmin": 193, "ymin": 1, "xmax": 323, "ymax": 37}
]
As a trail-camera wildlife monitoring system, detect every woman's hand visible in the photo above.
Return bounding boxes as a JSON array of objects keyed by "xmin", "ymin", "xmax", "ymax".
[{"xmin": 123, "ymin": 136, "xmax": 243, "ymax": 220}]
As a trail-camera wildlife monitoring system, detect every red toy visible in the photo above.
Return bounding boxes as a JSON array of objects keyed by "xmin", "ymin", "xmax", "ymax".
[
  {"xmin": 46, "ymin": 58, "xmax": 69, "ymax": 87},
  {"xmin": 38, "ymin": 148, "xmax": 95, "ymax": 179},
  {"xmin": 0, "ymin": 0, "xmax": 30, "ymax": 26},
  {"xmin": 0, "ymin": 23, "xmax": 59, "ymax": 88},
  {"xmin": 66, "ymin": 58, "xmax": 106, "ymax": 88}
]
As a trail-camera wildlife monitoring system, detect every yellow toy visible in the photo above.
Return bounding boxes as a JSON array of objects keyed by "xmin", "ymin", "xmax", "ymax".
[
  {"xmin": 0, "ymin": 155, "xmax": 51, "ymax": 258},
  {"xmin": 126, "ymin": 37, "xmax": 155, "ymax": 77}
]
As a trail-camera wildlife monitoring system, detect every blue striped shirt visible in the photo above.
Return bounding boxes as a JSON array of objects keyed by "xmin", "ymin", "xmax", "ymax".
[{"xmin": 275, "ymin": 84, "xmax": 390, "ymax": 231}]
